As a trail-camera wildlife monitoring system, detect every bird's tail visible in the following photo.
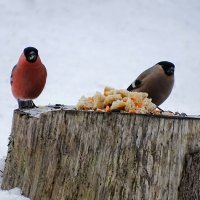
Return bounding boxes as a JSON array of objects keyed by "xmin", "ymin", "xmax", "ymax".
[{"xmin": 17, "ymin": 99, "xmax": 37, "ymax": 109}]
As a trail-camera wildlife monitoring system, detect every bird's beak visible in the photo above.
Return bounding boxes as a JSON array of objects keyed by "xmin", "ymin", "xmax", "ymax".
[{"xmin": 127, "ymin": 84, "xmax": 134, "ymax": 91}]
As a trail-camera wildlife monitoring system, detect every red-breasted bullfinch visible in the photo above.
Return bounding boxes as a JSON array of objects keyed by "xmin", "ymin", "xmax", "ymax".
[
  {"xmin": 127, "ymin": 61, "xmax": 175, "ymax": 106},
  {"xmin": 11, "ymin": 47, "xmax": 47, "ymax": 109}
]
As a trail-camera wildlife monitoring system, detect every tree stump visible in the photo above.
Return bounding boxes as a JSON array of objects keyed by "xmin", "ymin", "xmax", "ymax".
[{"xmin": 1, "ymin": 106, "xmax": 200, "ymax": 200}]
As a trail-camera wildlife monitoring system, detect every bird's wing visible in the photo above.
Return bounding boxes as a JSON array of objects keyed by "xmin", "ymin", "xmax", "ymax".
[
  {"xmin": 129, "ymin": 66, "xmax": 155, "ymax": 90},
  {"xmin": 127, "ymin": 78, "xmax": 141, "ymax": 90},
  {"xmin": 10, "ymin": 65, "xmax": 16, "ymax": 85}
]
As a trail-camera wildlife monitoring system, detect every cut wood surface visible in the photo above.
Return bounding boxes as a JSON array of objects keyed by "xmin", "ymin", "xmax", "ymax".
[{"xmin": 1, "ymin": 106, "xmax": 200, "ymax": 200}]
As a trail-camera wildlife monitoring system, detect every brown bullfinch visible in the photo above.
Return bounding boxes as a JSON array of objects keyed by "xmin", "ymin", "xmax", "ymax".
[
  {"xmin": 127, "ymin": 61, "xmax": 175, "ymax": 106},
  {"xmin": 11, "ymin": 47, "xmax": 47, "ymax": 109}
]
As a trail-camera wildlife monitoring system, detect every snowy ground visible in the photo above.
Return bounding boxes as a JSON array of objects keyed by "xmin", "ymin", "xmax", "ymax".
[{"xmin": 1, "ymin": 0, "xmax": 200, "ymax": 199}]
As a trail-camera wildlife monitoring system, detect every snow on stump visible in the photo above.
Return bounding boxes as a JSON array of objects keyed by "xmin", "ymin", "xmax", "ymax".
[{"xmin": 1, "ymin": 106, "xmax": 200, "ymax": 200}]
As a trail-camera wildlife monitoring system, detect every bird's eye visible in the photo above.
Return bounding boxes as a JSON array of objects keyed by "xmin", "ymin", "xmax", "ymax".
[
  {"xmin": 166, "ymin": 67, "xmax": 174, "ymax": 75},
  {"xmin": 135, "ymin": 79, "xmax": 141, "ymax": 86}
]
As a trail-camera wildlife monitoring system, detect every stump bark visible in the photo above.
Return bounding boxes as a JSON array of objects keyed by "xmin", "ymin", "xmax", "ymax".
[
  {"xmin": 178, "ymin": 151, "xmax": 200, "ymax": 199},
  {"xmin": 1, "ymin": 107, "xmax": 200, "ymax": 200}
]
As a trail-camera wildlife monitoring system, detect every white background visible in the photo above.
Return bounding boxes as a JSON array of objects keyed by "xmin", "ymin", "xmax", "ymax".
[{"xmin": 0, "ymin": 0, "xmax": 200, "ymax": 199}]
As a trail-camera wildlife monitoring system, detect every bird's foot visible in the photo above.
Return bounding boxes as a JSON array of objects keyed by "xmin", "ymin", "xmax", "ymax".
[
  {"xmin": 156, "ymin": 106, "xmax": 164, "ymax": 112},
  {"xmin": 151, "ymin": 106, "xmax": 164, "ymax": 115},
  {"xmin": 18, "ymin": 100, "xmax": 38, "ymax": 109}
]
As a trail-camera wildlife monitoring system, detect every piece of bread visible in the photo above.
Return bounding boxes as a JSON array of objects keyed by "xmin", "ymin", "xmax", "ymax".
[
  {"xmin": 76, "ymin": 96, "xmax": 94, "ymax": 110},
  {"xmin": 104, "ymin": 94, "xmax": 122, "ymax": 106},
  {"xmin": 110, "ymin": 100, "xmax": 126, "ymax": 110},
  {"xmin": 93, "ymin": 92, "xmax": 105, "ymax": 109}
]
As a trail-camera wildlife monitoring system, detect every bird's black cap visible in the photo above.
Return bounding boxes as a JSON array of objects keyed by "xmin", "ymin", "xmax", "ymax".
[
  {"xmin": 157, "ymin": 61, "xmax": 175, "ymax": 76},
  {"xmin": 24, "ymin": 47, "xmax": 38, "ymax": 63}
]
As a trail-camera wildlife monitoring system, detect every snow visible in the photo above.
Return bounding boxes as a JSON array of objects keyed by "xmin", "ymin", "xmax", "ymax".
[
  {"xmin": 1, "ymin": 0, "xmax": 200, "ymax": 199},
  {"xmin": 0, "ymin": 187, "xmax": 29, "ymax": 200}
]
